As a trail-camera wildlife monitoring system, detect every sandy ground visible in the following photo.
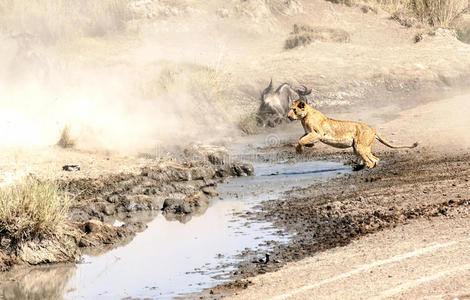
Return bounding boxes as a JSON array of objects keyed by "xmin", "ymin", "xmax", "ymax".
[
  {"xmin": 226, "ymin": 217, "xmax": 470, "ymax": 300},
  {"xmin": 382, "ymin": 92, "xmax": 470, "ymax": 151}
]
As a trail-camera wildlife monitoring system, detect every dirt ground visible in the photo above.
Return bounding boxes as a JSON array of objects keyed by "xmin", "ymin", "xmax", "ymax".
[
  {"xmin": 206, "ymin": 93, "xmax": 470, "ymax": 299},
  {"xmin": 223, "ymin": 217, "xmax": 470, "ymax": 299}
]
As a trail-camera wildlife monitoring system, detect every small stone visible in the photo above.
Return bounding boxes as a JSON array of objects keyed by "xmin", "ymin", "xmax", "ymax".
[{"xmin": 62, "ymin": 164, "xmax": 80, "ymax": 171}]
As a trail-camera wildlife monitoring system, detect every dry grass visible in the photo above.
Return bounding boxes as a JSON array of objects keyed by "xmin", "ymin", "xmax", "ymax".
[
  {"xmin": 413, "ymin": 0, "xmax": 467, "ymax": 27},
  {"xmin": 0, "ymin": 177, "xmax": 70, "ymax": 242},
  {"xmin": 285, "ymin": 24, "xmax": 350, "ymax": 49},
  {"xmin": 0, "ymin": 0, "xmax": 133, "ymax": 45},
  {"xmin": 358, "ymin": 0, "xmax": 468, "ymax": 28},
  {"xmin": 57, "ymin": 125, "xmax": 76, "ymax": 148}
]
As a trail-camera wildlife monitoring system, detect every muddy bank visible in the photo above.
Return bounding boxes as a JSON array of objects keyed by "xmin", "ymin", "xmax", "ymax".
[
  {"xmin": 208, "ymin": 150, "xmax": 470, "ymax": 297},
  {"xmin": 0, "ymin": 146, "xmax": 253, "ymax": 271}
]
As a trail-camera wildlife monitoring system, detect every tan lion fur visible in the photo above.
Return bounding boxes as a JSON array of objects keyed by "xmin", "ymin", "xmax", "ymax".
[{"xmin": 287, "ymin": 100, "xmax": 418, "ymax": 168}]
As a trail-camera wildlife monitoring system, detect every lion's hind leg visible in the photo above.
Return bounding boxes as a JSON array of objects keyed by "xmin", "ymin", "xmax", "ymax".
[
  {"xmin": 370, "ymin": 154, "xmax": 380, "ymax": 166},
  {"xmin": 367, "ymin": 134, "xmax": 380, "ymax": 167},
  {"xmin": 354, "ymin": 143, "xmax": 376, "ymax": 169},
  {"xmin": 354, "ymin": 127, "xmax": 380, "ymax": 169}
]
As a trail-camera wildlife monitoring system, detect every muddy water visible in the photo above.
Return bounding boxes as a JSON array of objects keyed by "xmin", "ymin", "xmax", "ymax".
[{"xmin": 0, "ymin": 161, "xmax": 350, "ymax": 300}]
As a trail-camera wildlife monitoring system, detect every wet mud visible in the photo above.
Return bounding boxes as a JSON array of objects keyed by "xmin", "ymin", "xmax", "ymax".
[
  {"xmin": 207, "ymin": 150, "xmax": 470, "ymax": 297},
  {"xmin": 0, "ymin": 146, "xmax": 254, "ymax": 271},
  {"xmin": 61, "ymin": 147, "xmax": 254, "ymax": 252},
  {"xmin": 0, "ymin": 160, "xmax": 349, "ymax": 299}
]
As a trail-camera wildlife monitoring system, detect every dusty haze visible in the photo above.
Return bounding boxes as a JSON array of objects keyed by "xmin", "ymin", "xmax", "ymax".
[
  {"xmin": 1, "ymin": 0, "xmax": 469, "ymax": 153},
  {"xmin": 0, "ymin": 0, "xmax": 272, "ymax": 151}
]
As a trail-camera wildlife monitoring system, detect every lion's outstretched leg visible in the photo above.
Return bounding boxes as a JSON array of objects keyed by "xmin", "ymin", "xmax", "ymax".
[{"xmin": 296, "ymin": 132, "xmax": 320, "ymax": 154}]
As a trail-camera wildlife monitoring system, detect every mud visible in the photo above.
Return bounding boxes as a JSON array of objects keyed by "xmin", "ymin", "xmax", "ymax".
[
  {"xmin": 0, "ymin": 161, "xmax": 348, "ymax": 299},
  {"xmin": 207, "ymin": 149, "xmax": 470, "ymax": 298},
  {"xmin": 0, "ymin": 145, "xmax": 254, "ymax": 271},
  {"xmin": 65, "ymin": 147, "xmax": 254, "ymax": 251}
]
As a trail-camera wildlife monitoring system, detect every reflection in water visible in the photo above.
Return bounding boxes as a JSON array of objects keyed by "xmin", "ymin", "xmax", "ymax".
[
  {"xmin": 0, "ymin": 265, "xmax": 75, "ymax": 300},
  {"xmin": 0, "ymin": 161, "xmax": 350, "ymax": 299}
]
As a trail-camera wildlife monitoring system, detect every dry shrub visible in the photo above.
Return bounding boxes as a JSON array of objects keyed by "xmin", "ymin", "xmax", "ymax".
[
  {"xmin": 57, "ymin": 125, "xmax": 76, "ymax": 148},
  {"xmin": 0, "ymin": 0, "xmax": 133, "ymax": 45},
  {"xmin": 349, "ymin": 0, "xmax": 468, "ymax": 28},
  {"xmin": 285, "ymin": 24, "xmax": 350, "ymax": 49},
  {"xmin": 0, "ymin": 177, "xmax": 70, "ymax": 242},
  {"xmin": 413, "ymin": 0, "xmax": 467, "ymax": 27}
]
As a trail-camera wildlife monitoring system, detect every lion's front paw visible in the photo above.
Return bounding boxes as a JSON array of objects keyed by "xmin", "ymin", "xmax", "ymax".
[{"xmin": 295, "ymin": 144, "xmax": 303, "ymax": 154}]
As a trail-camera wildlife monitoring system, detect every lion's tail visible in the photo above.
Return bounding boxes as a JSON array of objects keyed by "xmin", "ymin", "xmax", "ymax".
[{"xmin": 375, "ymin": 134, "xmax": 418, "ymax": 149}]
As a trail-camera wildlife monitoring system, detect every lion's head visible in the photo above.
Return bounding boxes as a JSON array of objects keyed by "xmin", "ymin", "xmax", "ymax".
[{"xmin": 288, "ymin": 100, "xmax": 307, "ymax": 120}]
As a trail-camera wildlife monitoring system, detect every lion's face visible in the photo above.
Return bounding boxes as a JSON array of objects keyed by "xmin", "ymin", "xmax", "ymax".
[{"xmin": 288, "ymin": 100, "xmax": 307, "ymax": 120}]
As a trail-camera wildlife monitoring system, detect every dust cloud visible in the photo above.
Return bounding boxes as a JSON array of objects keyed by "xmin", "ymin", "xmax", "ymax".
[{"xmin": 0, "ymin": 0, "xmax": 281, "ymax": 151}]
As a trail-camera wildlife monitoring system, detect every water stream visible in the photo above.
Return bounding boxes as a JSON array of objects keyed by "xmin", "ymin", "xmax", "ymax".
[{"xmin": 0, "ymin": 161, "xmax": 351, "ymax": 300}]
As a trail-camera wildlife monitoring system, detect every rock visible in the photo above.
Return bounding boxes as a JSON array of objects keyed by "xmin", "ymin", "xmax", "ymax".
[
  {"xmin": 83, "ymin": 219, "xmax": 103, "ymax": 233},
  {"xmin": 62, "ymin": 164, "xmax": 80, "ymax": 171},
  {"xmin": 78, "ymin": 220, "xmax": 125, "ymax": 247},
  {"xmin": 190, "ymin": 166, "xmax": 216, "ymax": 180},
  {"xmin": 162, "ymin": 198, "xmax": 183, "ymax": 211},
  {"xmin": 162, "ymin": 192, "xmax": 209, "ymax": 217},
  {"xmin": 121, "ymin": 195, "xmax": 156, "ymax": 212},
  {"xmin": 201, "ymin": 186, "xmax": 218, "ymax": 197},
  {"xmin": 106, "ymin": 194, "xmax": 120, "ymax": 203},
  {"xmin": 102, "ymin": 204, "xmax": 115, "ymax": 216},
  {"xmin": 230, "ymin": 163, "xmax": 255, "ymax": 176},
  {"xmin": 162, "ymin": 198, "xmax": 192, "ymax": 214}
]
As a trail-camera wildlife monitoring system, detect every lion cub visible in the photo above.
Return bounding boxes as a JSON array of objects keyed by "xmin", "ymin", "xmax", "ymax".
[{"xmin": 287, "ymin": 100, "xmax": 418, "ymax": 168}]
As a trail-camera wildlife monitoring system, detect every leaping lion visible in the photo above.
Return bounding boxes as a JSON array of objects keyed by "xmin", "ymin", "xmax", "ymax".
[{"xmin": 287, "ymin": 100, "xmax": 418, "ymax": 169}]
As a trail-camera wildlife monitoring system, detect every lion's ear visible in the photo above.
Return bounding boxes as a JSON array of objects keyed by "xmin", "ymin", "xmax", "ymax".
[{"xmin": 298, "ymin": 101, "xmax": 305, "ymax": 109}]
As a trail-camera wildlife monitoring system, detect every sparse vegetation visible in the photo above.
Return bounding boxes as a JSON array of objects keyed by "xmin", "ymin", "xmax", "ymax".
[
  {"xmin": 57, "ymin": 125, "xmax": 76, "ymax": 148},
  {"xmin": 0, "ymin": 177, "xmax": 70, "ymax": 242},
  {"xmin": 412, "ymin": 0, "xmax": 467, "ymax": 27},
  {"xmin": 0, "ymin": 0, "xmax": 133, "ymax": 45},
  {"xmin": 348, "ymin": 0, "xmax": 468, "ymax": 28},
  {"xmin": 285, "ymin": 24, "xmax": 350, "ymax": 49}
]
